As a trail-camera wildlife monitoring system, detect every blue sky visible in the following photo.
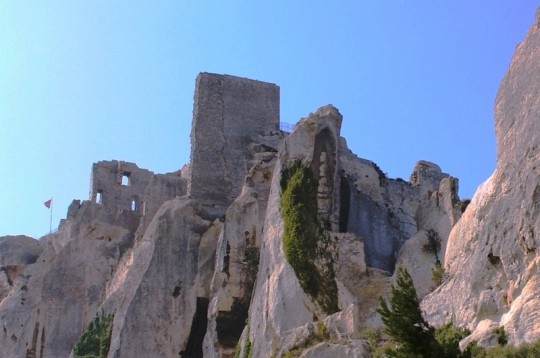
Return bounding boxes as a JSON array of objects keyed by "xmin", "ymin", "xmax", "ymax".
[{"xmin": 1, "ymin": 2, "xmax": 538, "ymax": 238}]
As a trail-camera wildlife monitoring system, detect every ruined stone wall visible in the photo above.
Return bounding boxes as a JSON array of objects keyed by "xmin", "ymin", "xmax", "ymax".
[
  {"xmin": 188, "ymin": 73, "xmax": 280, "ymax": 212},
  {"xmin": 89, "ymin": 160, "xmax": 154, "ymax": 215},
  {"xmin": 138, "ymin": 173, "xmax": 188, "ymax": 232}
]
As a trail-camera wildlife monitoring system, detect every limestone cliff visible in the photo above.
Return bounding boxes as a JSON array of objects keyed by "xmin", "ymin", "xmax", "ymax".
[
  {"xmin": 4, "ymin": 16, "xmax": 540, "ymax": 355},
  {"xmin": 422, "ymin": 9, "xmax": 540, "ymax": 348}
]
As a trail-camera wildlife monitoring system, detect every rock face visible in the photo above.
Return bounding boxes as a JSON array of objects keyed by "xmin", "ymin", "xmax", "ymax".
[
  {"xmin": 16, "ymin": 48, "xmax": 540, "ymax": 356},
  {"xmin": 102, "ymin": 197, "xmax": 218, "ymax": 357},
  {"xmin": 0, "ymin": 201, "xmax": 140, "ymax": 358},
  {"xmin": 422, "ymin": 11, "xmax": 540, "ymax": 347},
  {"xmin": 0, "ymin": 236, "xmax": 42, "ymax": 302}
]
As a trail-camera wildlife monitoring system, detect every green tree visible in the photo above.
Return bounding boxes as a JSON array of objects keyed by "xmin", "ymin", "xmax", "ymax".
[
  {"xmin": 377, "ymin": 268, "xmax": 440, "ymax": 357},
  {"xmin": 435, "ymin": 322, "xmax": 470, "ymax": 357},
  {"xmin": 74, "ymin": 311, "xmax": 114, "ymax": 358}
]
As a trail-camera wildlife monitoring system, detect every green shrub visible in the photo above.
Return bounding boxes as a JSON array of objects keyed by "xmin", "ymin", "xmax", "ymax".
[
  {"xmin": 423, "ymin": 229, "xmax": 442, "ymax": 262},
  {"xmin": 243, "ymin": 246, "xmax": 260, "ymax": 284},
  {"xmin": 435, "ymin": 322, "xmax": 470, "ymax": 357},
  {"xmin": 316, "ymin": 320, "xmax": 330, "ymax": 340},
  {"xmin": 432, "ymin": 262, "xmax": 445, "ymax": 288},
  {"xmin": 461, "ymin": 199, "xmax": 471, "ymax": 213},
  {"xmin": 362, "ymin": 328, "xmax": 384, "ymax": 351},
  {"xmin": 464, "ymin": 338, "xmax": 540, "ymax": 357},
  {"xmin": 280, "ymin": 160, "xmax": 338, "ymax": 314},
  {"xmin": 234, "ymin": 322, "xmax": 254, "ymax": 358},
  {"xmin": 493, "ymin": 326, "xmax": 508, "ymax": 346},
  {"xmin": 244, "ymin": 337, "xmax": 254, "ymax": 358},
  {"xmin": 74, "ymin": 311, "xmax": 114, "ymax": 358}
]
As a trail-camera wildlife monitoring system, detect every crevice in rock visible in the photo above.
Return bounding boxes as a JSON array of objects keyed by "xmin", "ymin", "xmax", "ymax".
[
  {"xmin": 181, "ymin": 297, "xmax": 209, "ymax": 358},
  {"xmin": 216, "ymin": 297, "xmax": 250, "ymax": 349},
  {"xmin": 223, "ymin": 242, "xmax": 230, "ymax": 275},
  {"xmin": 40, "ymin": 326, "xmax": 45, "ymax": 358},
  {"xmin": 25, "ymin": 321, "xmax": 39, "ymax": 358},
  {"xmin": 488, "ymin": 252, "xmax": 501, "ymax": 266},
  {"xmin": 339, "ymin": 176, "xmax": 350, "ymax": 233}
]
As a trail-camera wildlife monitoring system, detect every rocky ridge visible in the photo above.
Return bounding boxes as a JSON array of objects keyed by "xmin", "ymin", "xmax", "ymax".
[
  {"xmin": 1, "ymin": 10, "xmax": 539, "ymax": 357},
  {"xmin": 423, "ymin": 9, "xmax": 540, "ymax": 348}
]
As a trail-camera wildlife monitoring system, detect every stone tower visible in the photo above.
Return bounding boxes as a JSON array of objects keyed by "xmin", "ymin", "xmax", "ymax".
[{"xmin": 188, "ymin": 73, "xmax": 280, "ymax": 213}]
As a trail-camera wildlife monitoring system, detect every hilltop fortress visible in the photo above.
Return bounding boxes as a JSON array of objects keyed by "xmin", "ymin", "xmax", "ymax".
[
  {"xmin": 0, "ymin": 72, "xmax": 461, "ymax": 357},
  {"xmin": 3, "ymin": 12, "xmax": 540, "ymax": 355}
]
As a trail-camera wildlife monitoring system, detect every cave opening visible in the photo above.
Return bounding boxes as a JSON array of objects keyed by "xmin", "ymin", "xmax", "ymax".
[
  {"xmin": 181, "ymin": 297, "xmax": 209, "ymax": 358},
  {"xmin": 216, "ymin": 297, "xmax": 250, "ymax": 349}
]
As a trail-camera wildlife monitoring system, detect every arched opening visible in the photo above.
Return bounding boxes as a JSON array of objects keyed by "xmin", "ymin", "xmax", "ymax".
[
  {"xmin": 312, "ymin": 127, "xmax": 337, "ymax": 228},
  {"xmin": 130, "ymin": 196, "xmax": 139, "ymax": 212}
]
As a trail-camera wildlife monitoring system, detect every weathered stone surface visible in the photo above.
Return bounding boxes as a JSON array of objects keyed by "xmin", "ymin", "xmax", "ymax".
[
  {"xmin": 203, "ymin": 154, "xmax": 277, "ymax": 357},
  {"xmin": 0, "ymin": 201, "xmax": 138, "ymax": 358},
  {"xmin": 137, "ymin": 171, "xmax": 187, "ymax": 233},
  {"xmin": 422, "ymin": 12, "xmax": 540, "ymax": 347},
  {"xmin": 89, "ymin": 160, "xmax": 154, "ymax": 215},
  {"xmin": 396, "ymin": 175, "xmax": 461, "ymax": 298},
  {"xmin": 340, "ymin": 145, "xmax": 460, "ymax": 277},
  {"xmin": 300, "ymin": 340, "xmax": 371, "ymax": 358},
  {"xmin": 100, "ymin": 197, "xmax": 217, "ymax": 358},
  {"xmin": 188, "ymin": 73, "xmax": 280, "ymax": 212},
  {"xmin": 247, "ymin": 106, "xmax": 344, "ymax": 358},
  {"xmin": 1, "ymin": 69, "xmax": 468, "ymax": 357},
  {"xmin": 0, "ymin": 236, "xmax": 42, "ymax": 302}
]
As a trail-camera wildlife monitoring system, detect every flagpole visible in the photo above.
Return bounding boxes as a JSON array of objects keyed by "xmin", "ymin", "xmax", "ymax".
[{"xmin": 49, "ymin": 197, "xmax": 53, "ymax": 234}]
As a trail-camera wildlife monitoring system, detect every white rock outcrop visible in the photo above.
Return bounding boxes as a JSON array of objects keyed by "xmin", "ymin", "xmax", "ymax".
[
  {"xmin": 423, "ymin": 11, "xmax": 540, "ymax": 347},
  {"xmin": 0, "ymin": 69, "xmax": 469, "ymax": 357}
]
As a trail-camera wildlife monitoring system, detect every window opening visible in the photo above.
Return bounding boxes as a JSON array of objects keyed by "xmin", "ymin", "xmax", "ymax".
[
  {"xmin": 131, "ymin": 199, "xmax": 138, "ymax": 212},
  {"xmin": 96, "ymin": 191, "xmax": 103, "ymax": 205},
  {"xmin": 121, "ymin": 173, "xmax": 131, "ymax": 186}
]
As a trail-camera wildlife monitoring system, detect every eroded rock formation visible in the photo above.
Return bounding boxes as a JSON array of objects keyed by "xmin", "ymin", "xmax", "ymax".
[
  {"xmin": 423, "ymin": 9, "xmax": 540, "ymax": 348},
  {"xmin": 3, "ymin": 12, "xmax": 540, "ymax": 354},
  {"xmin": 0, "ymin": 70, "xmax": 461, "ymax": 358}
]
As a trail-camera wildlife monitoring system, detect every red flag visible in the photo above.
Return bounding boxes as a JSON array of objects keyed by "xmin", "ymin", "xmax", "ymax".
[{"xmin": 44, "ymin": 198, "xmax": 52, "ymax": 209}]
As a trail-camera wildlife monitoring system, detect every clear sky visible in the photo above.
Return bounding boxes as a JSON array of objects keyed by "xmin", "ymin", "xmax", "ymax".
[{"xmin": 1, "ymin": 2, "xmax": 538, "ymax": 239}]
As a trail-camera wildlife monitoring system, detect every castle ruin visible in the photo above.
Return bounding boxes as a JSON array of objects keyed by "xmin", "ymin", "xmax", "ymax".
[{"xmin": 188, "ymin": 73, "xmax": 280, "ymax": 213}]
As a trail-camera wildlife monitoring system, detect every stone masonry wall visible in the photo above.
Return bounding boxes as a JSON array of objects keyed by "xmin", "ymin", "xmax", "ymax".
[
  {"xmin": 188, "ymin": 73, "xmax": 280, "ymax": 212},
  {"xmin": 89, "ymin": 160, "xmax": 154, "ymax": 215}
]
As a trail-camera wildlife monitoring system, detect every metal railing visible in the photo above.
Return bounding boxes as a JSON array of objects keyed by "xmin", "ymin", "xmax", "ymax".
[{"xmin": 279, "ymin": 122, "xmax": 295, "ymax": 133}]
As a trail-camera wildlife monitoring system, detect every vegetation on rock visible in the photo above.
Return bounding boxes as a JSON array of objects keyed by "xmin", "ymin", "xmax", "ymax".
[
  {"xmin": 233, "ymin": 322, "xmax": 254, "ymax": 358},
  {"xmin": 460, "ymin": 199, "xmax": 471, "ymax": 213},
  {"xmin": 73, "ymin": 311, "xmax": 113, "ymax": 358},
  {"xmin": 283, "ymin": 320, "xmax": 331, "ymax": 358},
  {"xmin": 432, "ymin": 261, "xmax": 445, "ymax": 288},
  {"xmin": 377, "ymin": 267, "xmax": 440, "ymax": 357},
  {"xmin": 374, "ymin": 268, "xmax": 540, "ymax": 357},
  {"xmin": 466, "ymin": 339, "xmax": 540, "ymax": 357},
  {"xmin": 243, "ymin": 246, "xmax": 260, "ymax": 286},
  {"xmin": 423, "ymin": 229, "xmax": 442, "ymax": 262},
  {"xmin": 280, "ymin": 159, "xmax": 338, "ymax": 314},
  {"xmin": 493, "ymin": 326, "xmax": 508, "ymax": 346},
  {"xmin": 435, "ymin": 323, "xmax": 471, "ymax": 358}
]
